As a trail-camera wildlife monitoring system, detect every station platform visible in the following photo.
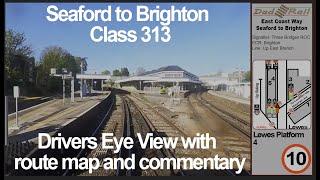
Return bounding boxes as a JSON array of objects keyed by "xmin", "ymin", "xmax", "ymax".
[{"xmin": 8, "ymin": 93, "xmax": 110, "ymax": 142}]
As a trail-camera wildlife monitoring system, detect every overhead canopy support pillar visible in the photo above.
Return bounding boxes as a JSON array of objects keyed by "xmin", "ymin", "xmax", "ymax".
[
  {"xmin": 80, "ymin": 79, "xmax": 83, "ymax": 99},
  {"xmin": 101, "ymin": 80, "xmax": 104, "ymax": 91},
  {"xmin": 71, "ymin": 78, "xmax": 74, "ymax": 102},
  {"xmin": 62, "ymin": 76, "xmax": 65, "ymax": 105}
]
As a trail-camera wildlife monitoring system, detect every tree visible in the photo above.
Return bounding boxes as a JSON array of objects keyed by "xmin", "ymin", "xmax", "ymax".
[
  {"xmin": 75, "ymin": 57, "xmax": 87, "ymax": 72},
  {"xmin": 113, "ymin": 69, "xmax": 121, "ymax": 76},
  {"xmin": 243, "ymin": 71, "xmax": 250, "ymax": 82},
  {"xmin": 136, "ymin": 67, "xmax": 146, "ymax": 76},
  {"xmin": 5, "ymin": 29, "xmax": 32, "ymax": 65},
  {"xmin": 36, "ymin": 46, "xmax": 82, "ymax": 93},
  {"xmin": 5, "ymin": 29, "xmax": 33, "ymax": 88},
  {"xmin": 101, "ymin": 69, "xmax": 110, "ymax": 75},
  {"xmin": 120, "ymin": 67, "xmax": 129, "ymax": 76}
]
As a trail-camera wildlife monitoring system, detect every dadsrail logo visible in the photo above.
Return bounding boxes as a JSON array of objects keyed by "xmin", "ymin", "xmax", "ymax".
[
  {"xmin": 253, "ymin": 5, "xmax": 311, "ymax": 18},
  {"xmin": 275, "ymin": 5, "xmax": 289, "ymax": 18}
]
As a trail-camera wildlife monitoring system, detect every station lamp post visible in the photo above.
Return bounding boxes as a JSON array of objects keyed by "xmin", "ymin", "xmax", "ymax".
[{"xmin": 50, "ymin": 68, "xmax": 74, "ymax": 104}]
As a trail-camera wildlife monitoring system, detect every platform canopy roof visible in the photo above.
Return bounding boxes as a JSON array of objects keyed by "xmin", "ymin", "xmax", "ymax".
[
  {"xmin": 76, "ymin": 74, "xmax": 126, "ymax": 81},
  {"xmin": 116, "ymin": 76, "xmax": 201, "ymax": 84},
  {"xmin": 76, "ymin": 74, "xmax": 111, "ymax": 80},
  {"xmin": 140, "ymin": 65, "xmax": 195, "ymax": 76},
  {"xmin": 115, "ymin": 65, "xmax": 201, "ymax": 84}
]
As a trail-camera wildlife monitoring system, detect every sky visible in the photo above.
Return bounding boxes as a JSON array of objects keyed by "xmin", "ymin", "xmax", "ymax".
[{"xmin": 6, "ymin": 3, "xmax": 250, "ymax": 76}]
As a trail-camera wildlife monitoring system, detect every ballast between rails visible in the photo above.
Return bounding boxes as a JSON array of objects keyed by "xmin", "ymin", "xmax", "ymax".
[
  {"xmin": 63, "ymin": 95, "xmax": 116, "ymax": 176},
  {"xmin": 196, "ymin": 93, "xmax": 250, "ymax": 138},
  {"xmin": 124, "ymin": 96, "xmax": 185, "ymax": 176}
]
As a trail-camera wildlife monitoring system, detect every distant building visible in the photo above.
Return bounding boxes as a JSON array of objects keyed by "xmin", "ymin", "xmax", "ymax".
[
  {"xmin": 228, "ymin": 70, "xmax": 247, "ymax": 82},
  {"xmin": 199, "ymin": 72, "xmax": 237, "ymax": 90},
  {"xmin": 116, "ymin": 65, "xmax": 201, "ymax": 91},
  {"xmin": 200, "ymin": 71, "xmax": 250, "ymax": 98},
  {"xmin": 227, "ymin": 82, "xmax": 250, "ymax": 98}
]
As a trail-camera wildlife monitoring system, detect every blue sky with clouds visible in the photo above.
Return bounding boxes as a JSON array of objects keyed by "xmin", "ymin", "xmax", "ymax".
[{"xmin": 6, "ymin": 3, "xmax": 249, "ymax": 76}]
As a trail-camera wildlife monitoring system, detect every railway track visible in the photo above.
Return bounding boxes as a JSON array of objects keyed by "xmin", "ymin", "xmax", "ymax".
[
  {"xmin": 123, "ymin": 96, "xmax": 185, "ymax": 176},
  {"xmin": 195, "ymin": 92, "xmax": 250, "ymax": 139},
  {"xmin": 128, "ymin": 94, "xmax": 188, "ymax": 138},
  {"xmin": 79, "ymin": 95, "xmax": 124, "ymax": 176},
  {"xmin": 82, "ymin": 93, "xmax": 240, "ymax": 176},
  {"xmin": 187, "ymin": 92, "xmax": 251, "ymax": 174},
  {"xmin": 128, "ymin": 94, "xmax": 239, "ymax": 176},
  {"xmin": 80, "ymin": 94, "xmax": 184, "ymax": 176},
  {"xmin": 7, "ymin": 90, "xmax": 250, "ymax": 176},
  {"xmin": 202, "ymin": 92, "xmax": 250, "ymax": 121},
  {"xmin": 61, "ymin": 94, "xmax": 116, "ymax": 176}
]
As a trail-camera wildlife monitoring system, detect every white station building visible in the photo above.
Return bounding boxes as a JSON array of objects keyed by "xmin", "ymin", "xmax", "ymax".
[
  {"xmin": 116, "ymin": 65, "xmax": 202, "ymax": 91},
  {"xmin": 199, "ymin": 72, "xmax": 250, "ymax": 98}
]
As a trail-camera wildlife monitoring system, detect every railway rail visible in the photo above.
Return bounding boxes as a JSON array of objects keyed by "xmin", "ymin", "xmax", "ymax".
[
  {"xmin": 80, "ymin": 93, "xmax": 240, "ymax": 176},
  {"xmin": 80, "ymin": 94, "xmax": 184, "ymax": 176},
  {"xmin": 128, "ymin": 94, "xmax": 240, "ymax": 176},
  {"xmin": 187, "ymin": 91, "xmax": 251, "ymax": 174},
  {"xmin": 195, "ymin": 92, "xmax": 250, "ymax": 139},
  {"xmin": 6, "ymin": 90, "xmax": 250, "ymax": 176}
]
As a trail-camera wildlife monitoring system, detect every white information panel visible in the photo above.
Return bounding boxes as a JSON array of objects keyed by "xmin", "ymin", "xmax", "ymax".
[
  {"xmin": 251, "ymin": 4, "xmax": 312, "ymax": 175},
  {"xmin": 13, "ymin": 86, "xmax": 19, "ymax": 98}
]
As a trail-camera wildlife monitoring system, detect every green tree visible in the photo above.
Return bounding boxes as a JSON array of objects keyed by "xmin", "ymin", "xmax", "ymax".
[
  {"xmin": 36, "ymin": 46, "xmax": 83, "ymax": 94},
  {"xmin": 113, "ymin": 69, "xmax": 121, "ymax": 76},
  {"xmin": 120, "ymin": 67, "xmax": 129, "ymax": 76},
  {"xmin": 243, "ymin": 71, "xmax": 251, "ymax": 82},
  {"xmin": 75, "ymin": 57, "xmax": 87, "ymax": 72},
  {"xmin": 101, "ymin": 69, "xmax": 110, "ymax": 75},
  {"xmin": 5, "ymin": 29, "xmax": 33, "ymax": 89}
]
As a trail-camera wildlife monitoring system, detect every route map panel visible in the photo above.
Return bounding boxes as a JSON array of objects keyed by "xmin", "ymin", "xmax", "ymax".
[
  {"xmin": 253, "ymin": 60, "xmax": 311, "ymax": 130},
  {"xmin": 251, "ymin": 3, "xmax": 313, "ymax": 175}
]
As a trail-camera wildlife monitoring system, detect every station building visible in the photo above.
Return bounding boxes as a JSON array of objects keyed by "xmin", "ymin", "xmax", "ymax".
[
  {"xmin": 116, "ymin": 65, "xmax": 202, "ymax": 92},
  {"xmin": 199, "ymin": 71, "xmax": 250, "ymax": 99}
]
